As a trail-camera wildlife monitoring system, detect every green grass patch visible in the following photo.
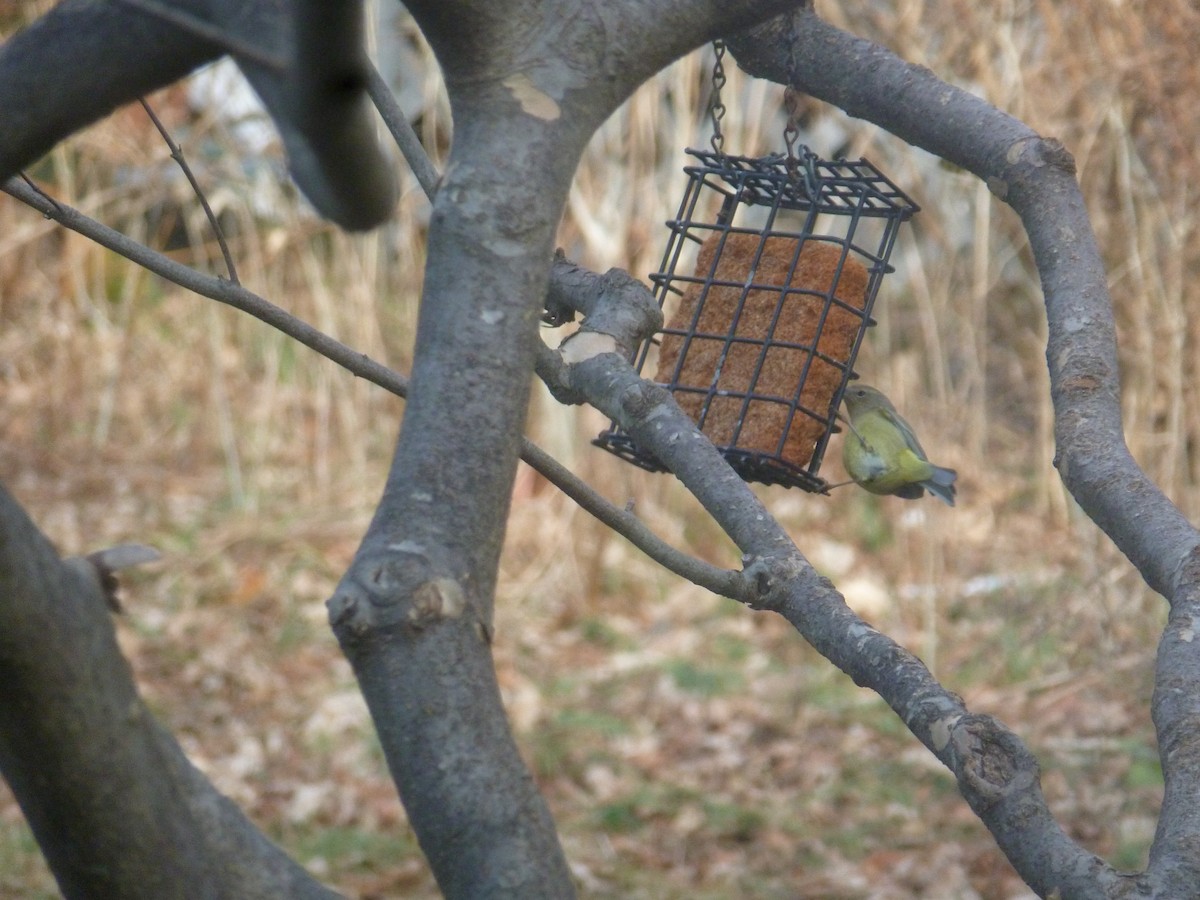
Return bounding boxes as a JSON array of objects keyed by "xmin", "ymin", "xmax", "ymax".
[
  {"xmin": 275, "ymin": 604, "xmax": 318, "ymax": 653},
  {"xmin": 0, "ymin": 820, "xmax": 57, "ymax": 899},
  {"xmin": 594, "ymin": 796, "xmax": 647, "ymax": 834},
  {"xmin": 530, "ymin": 707, "xmax": 631, "ymax": 779},
  {"xmin": 1112, "ymin": 836, "xmax": 1151, "ymax": 872},
  {"xmin": 710, "ymin": 631, "xmax": 754, "ymax": 664},
  {"xmin": 577, "ymin": 616, "xmax": 632, "ymax": 650},
  {"xmin": 1123, "ymin": 747, "xmax": 1163, "ymax": 790},
  {"xmin": 664, "ymin": 659, "xmax": 743, "ymax": 697},
  {"xmin": 702, "ymin": 799, "xmax": 766, "ymax": 842},
  {"xmin": 289, "ymin": 824, "xmax": 418, "ymax": 874}
]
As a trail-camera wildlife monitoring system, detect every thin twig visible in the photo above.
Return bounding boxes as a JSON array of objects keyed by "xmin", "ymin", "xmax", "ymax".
[
  {"xmin": 139, "ymin": 98, "xmax": 239, "ymax": 284},
  {"xmin": 2, "ymin": 176, "xmax": 746, "ymax": 600},
  {"xmin": 520, "ymin": 441, "xmax": 751, "ymax": 600},
  {"xmin": 365, "ymin": 64, "xmax": 440, "ymax": 200},
  {"xmin": 19, "ymin": 172, "xmax": 64, "ymax": 216}
]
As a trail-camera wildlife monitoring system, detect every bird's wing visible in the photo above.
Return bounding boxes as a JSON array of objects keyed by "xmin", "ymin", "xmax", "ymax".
[{"xmin": 879, "ymin": 406, "xmax": 929, "ymax": 460}]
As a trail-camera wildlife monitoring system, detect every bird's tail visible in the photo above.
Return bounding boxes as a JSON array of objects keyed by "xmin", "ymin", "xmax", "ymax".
[{"xmin": 923, "ymin": 465, "xmax": 958, "ymax": 506}]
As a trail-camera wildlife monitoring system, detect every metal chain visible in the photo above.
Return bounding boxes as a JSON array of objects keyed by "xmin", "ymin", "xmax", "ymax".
[
  {"xmin": 709, "ymin": 40, "xmax": 727, "ymax": 156},
  {"xmin": 783, "ymin": 85, "xmax": 803, "ymax": 182}
]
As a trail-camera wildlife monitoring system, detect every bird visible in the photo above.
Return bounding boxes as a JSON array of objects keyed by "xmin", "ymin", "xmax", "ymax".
[{"xmin": 839, "ymin": 384, "xmax": 957, "ymax": 506}]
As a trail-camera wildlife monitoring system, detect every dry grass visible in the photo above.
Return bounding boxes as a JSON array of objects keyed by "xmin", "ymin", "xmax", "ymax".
[{"xmin": 2, "ymin": 1, "xmax": 1197, "ymax": 896}]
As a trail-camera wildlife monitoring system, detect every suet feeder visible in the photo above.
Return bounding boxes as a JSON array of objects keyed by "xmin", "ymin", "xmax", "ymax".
[{"xmin": 594, "ymin": 49, "xmax": 919, "ymax": 493}]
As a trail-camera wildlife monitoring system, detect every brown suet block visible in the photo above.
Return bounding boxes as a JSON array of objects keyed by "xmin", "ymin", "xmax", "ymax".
[{"xmin": 655, "ymin": 232, "xmax": 868, "ymax": 468}]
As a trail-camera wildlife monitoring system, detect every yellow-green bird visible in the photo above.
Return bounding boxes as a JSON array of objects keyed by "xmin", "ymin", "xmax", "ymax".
[{"xmin": 840, "ymin": 384, "xmax": 957, "ymax": 506}]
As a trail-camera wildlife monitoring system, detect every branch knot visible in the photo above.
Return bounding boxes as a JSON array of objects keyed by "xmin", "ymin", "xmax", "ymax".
[
  {"xmin": 328, "ymin": 543, "xmax": 469, "ymax": 637},
  {"xmin": 951, "ymin": 715, "xmax": 1040, "ymax": 809}
]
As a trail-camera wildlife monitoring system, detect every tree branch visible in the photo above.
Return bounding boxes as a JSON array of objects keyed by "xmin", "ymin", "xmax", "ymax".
[
  {"xmin": 0, "ymin": 0, "xmax": 220, "ymax": 180},
  {"xmin": 0, "ymin": 485, "xmax": 341, "ymax": 899},
  {"xmin": 139, "ymin": 97, "xmax": 240, "ymax": 284},
  {"xmin": 365, "ymin": 64, "xmax": 441, "ymax": 199},
  {"xmin": 0, "ymin": 0, "xmax": 396, "ymax": 231},
  {"xmin": 114, "ymin": 0, "xmax": 288, "ymax": 70},
  {"xmin": 327, "ymin": 2, "xmax": 801, "ymax": 895},
  {"xmin": 1149, "ymin": 552, "xmax": 1200, "ymax": 891},
  {"xmin": 235, "ymin": 0, "xmax": 398, "ymax": 230},
  {"xmin": 721, "ymin": 6, "xmax": 1200, "ymax": 895},
  {"xmin": 555, "ymin": 264, "xmax": 1134, "ymax": 900},
  {"xmin": 726, "ymin": 7, "xmax": 1200, "ymax": 601}
]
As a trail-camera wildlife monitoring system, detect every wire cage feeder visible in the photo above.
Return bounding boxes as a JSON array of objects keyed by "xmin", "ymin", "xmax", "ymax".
[{"xmin": 594, "ymin": 146, "xmax": 920, "ymax": 492}]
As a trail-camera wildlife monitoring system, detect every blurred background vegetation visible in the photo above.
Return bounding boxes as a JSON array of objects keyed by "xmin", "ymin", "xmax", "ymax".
[{"xmin": 1, "ymin": 1, "xmax": 1196, "ymax": 896}]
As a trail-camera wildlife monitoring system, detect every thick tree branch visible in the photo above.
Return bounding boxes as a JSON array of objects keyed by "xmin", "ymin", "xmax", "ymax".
[
  {"xmin": 555, "ymin": 337, "xmax": 1129, "ymax": 896},
  {"xmin": 0, "ymin": 0, "xmax": 396, "ymax": 230},
  {"xmin": 723, "ymin": 7, "xmax": 1200, "ymax": 896},
  {"xmin": 0, "ymin": 485, "xmax": 341, "ymax": 899},
  {"xmin": 1149, "ymin": 552, "xmax": 1200, "ymax": 892},
  {"xmin": 523, "ymin": 85, "xmax": 1123, "ymax": 886},
  {"xmin": 0, "ymin": 0, "xmax": 218, "ymax": 179},
  {"xmin": 557, "ymin": 286, "xmax": 1146, "ymax": 897},
  {"xmin": 236, "ymin": 0, "xmax": 398, "ymax": 229},
  {"xmin": 327, "ymin": 2, "xmax": 800, "ymax": 896},
  {"xmin": 727, "ymin": 7, "xmax": 1200, "ymax": 601}
]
